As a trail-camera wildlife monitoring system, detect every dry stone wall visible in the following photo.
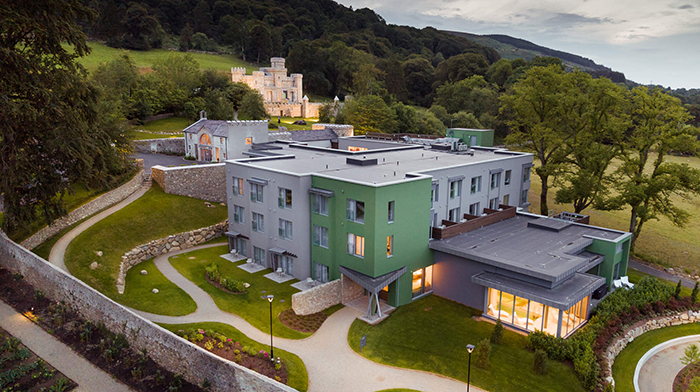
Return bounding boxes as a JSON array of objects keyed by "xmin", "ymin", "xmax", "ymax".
[
  {"xmin": 604, "ymin": 310, "xmax": 700, "ymax": 386},
  {"xmin": 117, "ymin": 220, "xmax": 228, "ymax": 294},
  {"xmin": 21, "ymin": 163, "xmax": 146, "ymax": 250},
  {"xmin": 151, "ymin": 163, "xmax": 226, "ymax": 203},
  {"xmin": 133, "ymin": 138, "xmax": 185, "ymax": 155},
  {"xmin": 291, "ymin": 275, "xmax": 364, "ymax": 316},
  {"xmin": 0, "ymin": 232, "xmax": 294, "ymax": 392}
]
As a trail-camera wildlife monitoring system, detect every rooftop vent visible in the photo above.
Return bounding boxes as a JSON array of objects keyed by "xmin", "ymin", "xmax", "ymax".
[{"xmin": 346, "ymin": 157, "xmax": 378, "ymax": 166}]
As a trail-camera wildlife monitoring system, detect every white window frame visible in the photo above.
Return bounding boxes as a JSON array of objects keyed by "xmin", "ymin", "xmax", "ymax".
[
  {"xmin": 313, "ymin": 194, "xmax": 329, "ymax": 216},
  {"xmin": 279, "ymin": 219, "xmax": 293, "ymax": 240},
  {"xmin": 346, "ymin": 199, "xmax": 365, "ymax": 224},
  {"xmin": 347, "ymin": 233, "xmax": 365, "ymax": 257},
  {"xmin": 252, "ymin": 212, "xmax": 264, "ymax": 233},
  {"xmin": 313, "ymin": 225, "xmax": 329, "ymax": 248},
  {"xmin": 470, "ymin": 176, "xmax": 481, "ymax": 194},
  {"xmin": 278, "ymin": 188, "xmax": 292, "ymax": 209},
  {"xmin": 232, "ymin": 177, "xmax": 244, "ymax": 196},
  {"xmin": 251, "ymin": 183, "xmax": 264, "ymax": 203},
  {"xmin": 233, "ymin": 205, "xmax": 245, "ymax": 224}
]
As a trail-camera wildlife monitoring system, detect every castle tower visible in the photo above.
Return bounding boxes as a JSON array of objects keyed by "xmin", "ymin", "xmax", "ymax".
[{"xmin": 231, "ymin": 67, "xmax": 246, "ymax": 83}]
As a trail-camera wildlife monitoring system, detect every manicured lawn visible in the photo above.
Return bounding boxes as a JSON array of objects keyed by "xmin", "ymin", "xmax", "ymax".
[
  {"xmin": 70, "ymin": 42, "xmax": 258, "ymax": 73},
  {"xmin": 120, "ymin": 259, "xmax": 197, "ymax": 316},
  {"xmin": 269, "ymin": 117, "xmax": 319, "ymax": 131},
  {"xmin": 169, "ymin": 245, "xmax": 310, "ymax": 339},
  {"xmin": 64, "ymin": 183, "xmax": 226, "ymax": 314},
  {"xmin": 628, "ymin": 268, "xmax": 693, "ymax": 297},
  {"xmin": 526, "ymin": 153, "xmax": 700, "ymax": 272},
  {"xmin": 612, "ymin": 323, "xmax": 700, "ymax": 392},
  {"xmin": 159, "ymin": 322, "xmax": 308, "ymax": 391},
  {"xmin": 348, "ymin": 295, "xmax": 585, "ymax": 392}
]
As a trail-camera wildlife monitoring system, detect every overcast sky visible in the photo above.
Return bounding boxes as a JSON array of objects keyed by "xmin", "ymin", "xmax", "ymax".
[{"xmin": 336, "ymin": 0, "xmax": 700, "ymax": 89}]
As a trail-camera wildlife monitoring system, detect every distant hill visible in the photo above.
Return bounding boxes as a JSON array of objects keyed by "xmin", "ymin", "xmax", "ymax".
[{"xmin": 446, "ymin": 31, "xmax": 619, "ymax": 75}]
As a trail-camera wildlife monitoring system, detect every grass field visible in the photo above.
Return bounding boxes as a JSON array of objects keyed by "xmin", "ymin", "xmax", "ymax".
[
  {"xmin": 348, "ymin": 295, "xmax": 585, "ymax": 392},
  {"xmin": 159, "ymin": 322, "xmax": 308, "ymax": 391},
  {"xmin": 612, "ymin": 323, "xmax": 700, "ymax": 392},
  {"xmin": 64, "ymin": 183, "xmax": 226, "ymax": 314},
  {"xmin": 169, "ymin": 246, "xmax": 311, "ymax": 340},
  {"xmin": 527, "ymin": 153, "xmax": 700, "ymax": 272},
  {"xmin": 127, "ymin": 116, "xmax": 189, "ymax": 140},
  {"xmin": 269, "ymin": 116, "xmax": 319, "ymax": 131},
  {"xmin": 71, "ymin": 42, "xmax": 258, "ymax": 73}
]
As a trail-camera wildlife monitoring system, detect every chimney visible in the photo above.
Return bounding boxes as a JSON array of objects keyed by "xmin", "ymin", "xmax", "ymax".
[{"xmin": 199, "ymin": 110, "xmax": 207, "ymax": 120}]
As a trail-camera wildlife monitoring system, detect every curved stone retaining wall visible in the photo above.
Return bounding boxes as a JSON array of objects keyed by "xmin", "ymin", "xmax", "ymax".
[
  {"xmin": 0, "ymin": 231, "xmax": 293, "ymax": 392},
  {"xmin": 605, "ymin": 310, "xmax": 700, "ymax": 386},
  {"xmin": 21, "ymin": 162, "xmax": 146, "ymax": 250},
  {"xmin": 116, "ymin": 220, "xmax": 228, "ymax": 294}
]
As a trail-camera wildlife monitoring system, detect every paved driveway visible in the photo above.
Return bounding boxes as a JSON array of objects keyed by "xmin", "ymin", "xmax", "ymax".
[{"xmin": 131, "ymin": 152, "xmax": 196, "ymax": 173}]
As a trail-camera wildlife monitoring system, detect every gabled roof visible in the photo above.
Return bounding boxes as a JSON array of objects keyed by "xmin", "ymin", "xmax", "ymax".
[{"xmin": 182, "ymin": 119, "xmax": 228, "ymax": 137}]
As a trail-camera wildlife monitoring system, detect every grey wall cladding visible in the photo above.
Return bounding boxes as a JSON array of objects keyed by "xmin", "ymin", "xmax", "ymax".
[{"xmin": 0, "ymin": 232, "xmax": 296, "ymax": 392}]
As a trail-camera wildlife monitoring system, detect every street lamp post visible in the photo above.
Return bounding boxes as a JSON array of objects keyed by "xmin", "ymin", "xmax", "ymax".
[
  {"xmin": 466, "ymin": 344, "xmax": 475, "ymax": 392},
  {"xmin": 450, "ymin": 118, "xmax": 456, "ymax": 128},
  {"xmin": 266, "ymin": 295, "xmax": 274, "ymax": 360}
]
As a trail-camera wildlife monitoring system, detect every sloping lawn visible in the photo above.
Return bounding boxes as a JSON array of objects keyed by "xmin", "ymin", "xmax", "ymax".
[
  {"xmin": 612, "ymin": 323, "xmax": 700, "ymax": 392},
  {"xmin": 169, "ymin": 246, "xmax": 310, "ymax": 339},
  {"xmin": 159, "ymin": 322, "xmax": 308, "ymax": 392},
  {"xmin": 269, "ymin": 117, "xmax": 318, "ymax": 131},
  {"xmin": 127, "ymin": 116, "xmax": 188, "ymax": 140},
  {"xmin": 70, "ymin": 42, "xmax": 257, "ymax": 73},
  {"xmin": 628, "ymin": 268, "xmax": 693, "ymax": 297},
  {"xmin": 348, "ymin": 295, "xmax": 585, "ymax": 392},
  {"xmin": 64, "ymin": 183, "xmax": 225, "ymax": 315}
]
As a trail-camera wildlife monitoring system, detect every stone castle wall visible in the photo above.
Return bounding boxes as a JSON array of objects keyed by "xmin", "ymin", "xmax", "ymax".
[
  {"xmin": 133, "ymin": 138, "xmax": 185, "ymax": 155},
  {"xmin": 116, "ymin": 221, "xmax": 228, "ymax": 294},
  {"xmin": 21, "ymin": 162, "xmax": 146, "ymax": 250},
  {"xmin": 312, "ymin": 123, "xmax": 354, "ymax": 137},
  {"xmin": 604, "ymin": 310, "xmax": 700, "ymax": 386},
  {"xmin": 0, "ymin": 231, "xmax": 294, "ymax": 392},
  {"xmin": 151, "ymin": 164, "xmax": 226, "ymax": 203},
  {"xmin": 291, "ymin": 275, "xmax": 364, "ymax": 316}
]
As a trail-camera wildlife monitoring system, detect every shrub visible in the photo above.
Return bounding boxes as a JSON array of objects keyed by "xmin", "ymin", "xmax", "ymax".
[
  {"xmin": 205, "ymin": 263, "xmax": 221, "ymax": 282},
  {"xmin": 234, "ymin": 349, "xmax": 240, "ymax": 355},
  {"xmin": 220, "ymin": 277, "xmax": 247, "ymax": 293},
  {"xmin": 490, "ymin": 319, "xmax": 503, "ymax": 345},
  {"xmin": 474, "ymin": 339, "xmax": 491, "ymax": 370},
  {"xmin": 275, "ymin": 376, "xmax": 281, "ymax": 382},
  {"xmin": 217, "ymin": 342, "xmax": 224, "ymax": 349},
  {"xmin": 204, "ymin": 340, "xmax": 214, "ymax": 351},
  {"xmin": 34, "ymin": 289, "xmax": 45, "ymax": 301},
  {"xmin": 235, "ymin": 353, "xmax": 242, "ymax": 363},
  {"xmin": 527, "ymin": 331, "xmax": 571, "ymax": 362},
  {"xmin": 275, "ymin": 362, "xmax": 281, "ymax": 370},
  {"xmin": 248, "ymin": 347, "xmax": 256, "ymax": 357},
  {"xmin": 573, "ymin": 346, "xmax": 599, "ymax": 391},
  {"xmin": 675, "ymin": 280, "xmax": 683, "ymax": 299},
  {"xmin": 533, "ymin": 349, "xmax": 547, "ymax": 375},
  {"xmin": 693, "ymin": 282, "xmax": 699, "ymax": 304},
  {"xmin": 690, "ymin": 377, "xmax": 700, "ymax": 392},
  {"xmin": 604, "ymin": 382, "xmax": 614, "ymax": 392},
  {"xmin": 12, "ymin": 273, "xmax": 23, "ymax": 281},
  {"xmin": 654, "ymin": 300, "xmax": 666, "ymax": 314},
  {"xmin": 682, "ymin": 344, "xmax": 700, "ymax": 365}
]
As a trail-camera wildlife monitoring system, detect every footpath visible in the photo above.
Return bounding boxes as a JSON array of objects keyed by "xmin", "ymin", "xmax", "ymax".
[{"xmin": 0, "ymin": 300, "xmax": 133, "ymax": 392}]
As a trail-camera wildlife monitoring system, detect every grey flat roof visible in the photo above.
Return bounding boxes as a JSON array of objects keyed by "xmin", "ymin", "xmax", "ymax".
[
  {"xmin": 291, "ymin": 129, "xmax": 337, "ymax": 142},
  {"xmin": 429, "ymin": 213, "xmax": 629, "ymax": 283},
  {"xmin": 228, "ymin": 143, "xmax": 531, "ymax": 186},
  {"xmin": 472, "ymin": 271, "xmax": 605, "ymax": 309}
]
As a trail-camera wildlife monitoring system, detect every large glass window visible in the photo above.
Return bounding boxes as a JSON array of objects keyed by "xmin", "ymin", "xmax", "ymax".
[
  {"xmin": 233, "ymin": 238, "xmax": 247, "ymax": 256},
  {"xmin": 314, "ymin": 262, "xmax": 329, "ymax": 283},
  {"xmin": 251, "ymin": 183, "xmax": 264, "ymax": 203},
  {"xmin": 347, "ymin": 199, "xmax": 364, "ymax": 223},
  {"xmin": 253, "ymin": 246, "xmax": 265, "ymax": 265},
  {"xmin": 486, "ymin": 288, "xmax": 590, "ymax": 338},
  {"xmin": 412, "ymin": 266, "xmax": 434, "ymax": 298},
  {"xmin": 347, "ymin": 233, "xmax": 365, "ymax": 257},
  {"xmin": 313, "ymin": 194, "xmax": 329, "ymax": 216},
  {"xmin": 278, "ymin": 188, "xmax": 292, "ymax": 209},
  {"xmin": 313, "ymin": 225, "xmax": 329, "ymax": 248}
]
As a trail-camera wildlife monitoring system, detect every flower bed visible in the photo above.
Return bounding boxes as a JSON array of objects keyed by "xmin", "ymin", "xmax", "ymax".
[
  {"xmin": 0, "ymin": 326, "xmax": 76, "ymax": 392},
  {"xmin": 175, "ymin": 328, "xmax": 287, "ymax": 384},
  {"xmin": 205, "ymin": 263, "xmax": 247, "ymax": 294},
  {"xmin": 528, "ymin": 276, "xmax": 700, "ymax": 391},
  {"xmin": 674, "ymin": 363, "xmax": 700, "ymax": 391},
  {"xmin": 0, "ymin": 268, "xmax": 203, "ymax": 392},
  {"xmin": 279, "ymin": 308, "xmax": 329, "ymax": 333}
]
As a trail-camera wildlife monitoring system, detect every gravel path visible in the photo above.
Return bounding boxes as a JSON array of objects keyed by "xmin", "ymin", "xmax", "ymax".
[{"xmin": 0, "ymin": 300, "xmax": 134, "ymax": 392}]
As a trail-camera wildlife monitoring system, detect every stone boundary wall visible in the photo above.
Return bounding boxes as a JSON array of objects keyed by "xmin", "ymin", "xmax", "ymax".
[
  {"xmin": 268, "ymin": 131, "xmax": 292, "ymax": 141},
  {"xmin": 133, "ymin": 138, "xmax": 185, "ymax": 155},
  {"xmin": 0, "ymin": 232, "xmax": 294, "ymax": 392},
  {"xmin": 21, "ymin": 162, "xmax": 146, "ymax": 250},
  {"xmin": 116, "ymin": 220, "xmax": 228, "ymax": 294},
  {"xmin": 604, "ymin": 310, "xmax": 700, "ymax": 386},
  {"xmin": 291, "ymin": 275, "xmax": 364, "ymax": 316},
  {"xmin": 151, "ymin": 164, "xmax": 226, "ymax": 203}
]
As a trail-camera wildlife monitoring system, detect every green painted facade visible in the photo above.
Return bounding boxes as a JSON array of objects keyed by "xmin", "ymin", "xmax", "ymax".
[
  {"xmin": 585, "ymin": 234, "xmax": 631, "ymax": 288},
  {"xmin": 310, "ymin": 175, "xmax": 433, "ymax": 307},
  {"xmin": 447, "ymin": 129, "xmax": 494, "ymax": 147}
]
